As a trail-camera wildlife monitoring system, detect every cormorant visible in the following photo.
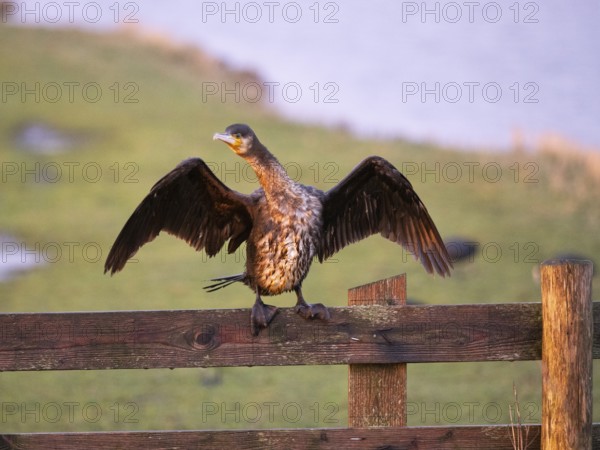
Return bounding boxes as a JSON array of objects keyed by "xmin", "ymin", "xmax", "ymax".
[{"xmin": 104, "ymin": 124, "xmax": 452, "ymax": 335}]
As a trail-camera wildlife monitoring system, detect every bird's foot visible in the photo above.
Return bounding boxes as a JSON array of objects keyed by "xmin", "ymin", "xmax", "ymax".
[
  {"xmin": 250, "ymin": 300, "xmax": 278, "ymax": 337},
  {"xmin": 294, "ymin": 301, "xmax": 331, "ymax": 321}
]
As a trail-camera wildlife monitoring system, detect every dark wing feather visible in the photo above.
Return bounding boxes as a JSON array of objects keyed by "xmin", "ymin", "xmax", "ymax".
[
  {"xmin": 319, "ymin": 156, "xmax": 452, "ymax": 276},
  {"xmin": 104, "ymin": 158, "xmax": 253, "ymax": 275}
]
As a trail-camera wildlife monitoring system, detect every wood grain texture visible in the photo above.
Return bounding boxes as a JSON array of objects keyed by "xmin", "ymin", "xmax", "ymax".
[
  {"xmin": 0, "ymin": 302, "xmax": 598, "ymax": 371},
  {"xmin": 9, "ymin": 424, "xmax": 598, "ymax": 450},
  {"xmin": 348, "ymin": 274, "xmax": 407, "ymax": 427},
  {"xmin": 541, "ymin": 260, "xmax": 593, "ymax": 450}
]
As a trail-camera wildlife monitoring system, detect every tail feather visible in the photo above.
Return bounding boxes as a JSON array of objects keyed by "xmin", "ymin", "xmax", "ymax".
[{"xmin": 204, "ymin": 273, "xmax": 245, "ymax": 292}]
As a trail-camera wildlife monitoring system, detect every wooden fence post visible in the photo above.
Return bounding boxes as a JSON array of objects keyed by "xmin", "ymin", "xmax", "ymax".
[
  {"xmin": 541, "ymin": 259, "xmax": 593, "ymax": 450},
  {"xmin": 348, "ymin": 274, "xmax": 407, "ymax": 427}
]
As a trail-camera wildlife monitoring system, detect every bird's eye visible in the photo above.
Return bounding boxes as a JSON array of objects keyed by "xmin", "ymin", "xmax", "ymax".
[{"xmin": 234, "ymin": 133, "xmax": 242, "ymax": 139}]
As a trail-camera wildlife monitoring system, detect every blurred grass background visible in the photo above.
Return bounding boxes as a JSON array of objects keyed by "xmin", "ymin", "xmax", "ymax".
[{"xmin": 0, "ymin": 25, "xmax": 599, "ymax": 431}]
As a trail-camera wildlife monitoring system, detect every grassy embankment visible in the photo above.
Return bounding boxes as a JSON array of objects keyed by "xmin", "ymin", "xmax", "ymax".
[{"xmin": 1, "ymin": 25, "xmax": 598, "ymax": 431}]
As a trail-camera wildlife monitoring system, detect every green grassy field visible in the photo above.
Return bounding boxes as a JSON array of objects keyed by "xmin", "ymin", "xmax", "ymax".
[{"xmin": 1, "ymin": 25, "xmax": 598, "ymax": 432}]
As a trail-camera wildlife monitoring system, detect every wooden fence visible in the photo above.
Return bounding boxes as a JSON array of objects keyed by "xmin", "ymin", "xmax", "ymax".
[{"xmin": 0, "ymin": 260, "xmax": 598, "ymax": 449}]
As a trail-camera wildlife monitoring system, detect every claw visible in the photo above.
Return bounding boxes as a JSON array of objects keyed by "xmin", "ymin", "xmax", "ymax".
[
  {"xmin": 294, "ymin": 302, "xmax": 331, "ymax": 321},
  {"xmin": 293, "ymin": 286, "xmax": 331, "ymax": 321},
  {"xmin": 250, "ymin": 298, "xmax": 278, "ymax": 336}
]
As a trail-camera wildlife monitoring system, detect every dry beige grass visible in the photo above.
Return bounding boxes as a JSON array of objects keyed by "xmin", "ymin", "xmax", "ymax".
[
  {"xmin": 509, "ymin": 383, "xmax": 537, "ymax": 450},
  {"xmin": 114, "ymin": 24, "xmax": 262, "ymax": 84},
  {"xmin": 535, "ymin": 133, "xmax": 600, "ymax": 199}
]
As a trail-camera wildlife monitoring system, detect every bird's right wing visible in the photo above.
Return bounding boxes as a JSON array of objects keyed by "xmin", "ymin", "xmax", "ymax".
[{"xmin": 104, "ymin": 158, "xmax": 253, "ymax": 274}]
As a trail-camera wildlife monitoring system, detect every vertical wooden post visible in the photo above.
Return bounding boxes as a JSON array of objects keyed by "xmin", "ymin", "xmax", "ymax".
[
  {"xmin": 541, "ymin": 259, "xmax": 593, "ymax": 450},
  {"xmin": 348, "ymin": 274, "xmax": 407, "ymax": 427}
]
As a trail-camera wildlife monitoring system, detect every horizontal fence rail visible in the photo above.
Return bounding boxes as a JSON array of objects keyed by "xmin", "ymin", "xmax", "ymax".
[
  {"xmin": 1, "ymin": 265, "xmax": 597, "ymax": 450},
  {"xmin": 2, "ymin": 425, "xmax": 600, "ymax": 449},
  {"xmin": 0, "ymin": 303, "xmax": 599, "ymax": 371},
  {"xmin": 0, "ymin": 303, "xmax": 600, "ymax": 371}
]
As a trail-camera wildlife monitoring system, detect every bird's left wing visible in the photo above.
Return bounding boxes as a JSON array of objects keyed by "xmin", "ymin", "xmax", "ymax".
[
  {"xmin": 104, "ymin": 158, "xmax": 253, "ymax": 275},
  {"xmin": 319, "ymin": 156, "xmax": 452, "ymax": 276}
]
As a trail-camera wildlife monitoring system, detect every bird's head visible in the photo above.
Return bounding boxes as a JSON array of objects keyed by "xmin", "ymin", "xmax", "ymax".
[{"xmin": 213, "ymin": 123, "xmax": 257, "ymax": 156}]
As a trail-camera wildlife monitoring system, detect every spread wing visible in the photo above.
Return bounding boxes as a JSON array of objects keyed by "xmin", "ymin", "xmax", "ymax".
[
  {"xmin": 104, "ymin": 158, "xmax": 253, "ymax": 275},
  {"xmin": 319, "ymin": 156, "xmax": 452, "ymax": 276}
]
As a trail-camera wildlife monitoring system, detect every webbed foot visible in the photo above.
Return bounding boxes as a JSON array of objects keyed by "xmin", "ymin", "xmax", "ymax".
[
  {"xmin": 294, "ymin": 301, "xmax": 331, "ymax": 321},
  {"xmin": 293, "ymin": 286, "xmax": 331, "ymax": 321},
  {"xmin": 251, "ymin": 298, "xmax": 278, "ymax": 336}
]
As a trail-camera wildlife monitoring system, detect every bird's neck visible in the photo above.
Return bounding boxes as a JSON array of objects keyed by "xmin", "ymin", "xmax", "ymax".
[{"xmin": 245, "ymin": 145, "xmax": 294, "ymax": 196}]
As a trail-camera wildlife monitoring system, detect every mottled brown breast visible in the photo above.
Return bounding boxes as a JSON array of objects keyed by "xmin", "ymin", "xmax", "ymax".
[{"xmin": 247, "ymin": 185, "xmax": 323, "ymax": 295}]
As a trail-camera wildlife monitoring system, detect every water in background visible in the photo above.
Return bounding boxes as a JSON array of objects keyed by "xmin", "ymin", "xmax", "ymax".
[{"xmin": 10, "ymin": 0, "xmax": 600, "ymax": 151}]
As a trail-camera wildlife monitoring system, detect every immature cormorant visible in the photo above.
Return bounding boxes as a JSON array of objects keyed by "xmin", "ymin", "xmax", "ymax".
[{"xmin": 104, "ymin": 124, "xmax": 452, "ymax": 335}]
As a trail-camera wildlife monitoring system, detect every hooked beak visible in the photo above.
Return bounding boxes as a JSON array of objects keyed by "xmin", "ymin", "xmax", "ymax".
[
  {"xmin": 213, "ymin": 132, "xmax": 236, "ymax": 145},
  {"xmin": 213, "ymin": 132, "xmax": 242, "ymax": 151}
]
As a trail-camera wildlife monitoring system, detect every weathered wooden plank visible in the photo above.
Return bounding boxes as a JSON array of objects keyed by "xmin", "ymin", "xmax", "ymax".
[
  {"xmin": 0, "ymin": 303, "xmax": 598, "ymax": 371},
  {"xmin": 0, "ymin": 424, "xmax": 574, "ymax": 450},
  {"xmin": 541, "ymin": 260, "xmax": 593, "ymax": 450},
  {"xmin": 3, "ymin": 424, "xmax": 599, "ymax": 449},
  {"xmin": 348, "ymin": 274, "xmax": 407, "ymax": 427}
]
